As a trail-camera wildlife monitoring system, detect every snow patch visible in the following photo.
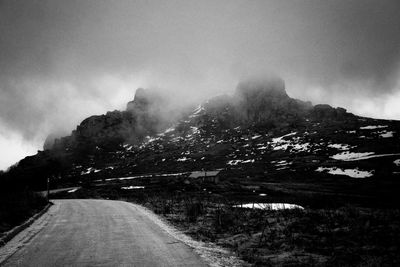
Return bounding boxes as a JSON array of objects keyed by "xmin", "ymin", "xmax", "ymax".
[
  {"xmin": 67, "ymin": 188, "xmax": 79, "ymax": 193},
  {"xmin": 271, "ymin": 132, "xmax": 297, "ymax": 143},
  {"xmin": 360, "ymin": 125, "xmax": 388, "ymax": 130},
  {"xmin": 379, "ymin": 131, "xmax": 394, "ymax": 138},
  {"xmin": 268, "ymin": 132, "xmax": 311, "ymax": 153},
  {"xmin": 275, "ymin": 160, "xmax": 290, "ymax": 166},
  {"xmin": 104, "ymin": 172, "xmax": 187, "ymax": 182},
  {"xmin": 189, "ymin": 105, "xmax": 205, "ymax": 118},
  {"xmin": 332, "ymin": 152, "xmax": 400, "ymax": 161},
  {"xmin": 227, "ymin": 159, "xmax": 254, "ymax": 165},
  {"xmin": 234, "ymin": 203, "xmax": 304, "ymax": 210},
  {"xmin": 80, "ymin": 167, "xmax": 101, "ymax": 175},
  {"xmin": 121, "ymin": 186, "xmax": 145, "ymax": 190},
  {"xmin": 163, "ymin": 127, "xmax": 175, "ymax": 134},
  {"xmin": 145, "ymin": 136, "xmax": 160, "ymax": 143},
  {"xmin": 328, "ymin": 143, "xmax": 351, "ymax": 150},
  {"xmin": 331, "ymin": 152, "xmax": 375, "ymax": 161},
  {"xmin": 316, "ymin": 167, "xmax": 373, "ymax": 178}
]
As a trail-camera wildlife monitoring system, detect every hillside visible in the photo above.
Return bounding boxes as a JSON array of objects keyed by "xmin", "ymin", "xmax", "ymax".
[
  {"xmin": 3, "ymin": 76, "xmax": 400, "ymax": 265},
  {"xmin": 5, "ymin": 77, "xmax": 400, "ymax": 206}
]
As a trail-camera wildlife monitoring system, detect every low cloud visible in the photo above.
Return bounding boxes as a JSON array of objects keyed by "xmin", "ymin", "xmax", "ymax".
[{"xmin": 0, "ymin": 0, "xmax": 400, "ymax": 169}]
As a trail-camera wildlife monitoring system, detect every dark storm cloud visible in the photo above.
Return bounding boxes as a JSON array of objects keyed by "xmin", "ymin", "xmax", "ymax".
[
  {"xmin": 316, "ymin": 0, "xmax": 400, "ymax": 91},
  {"xmin": 1, "ymin": 0, "xmax": 400, "ymax": 168}
]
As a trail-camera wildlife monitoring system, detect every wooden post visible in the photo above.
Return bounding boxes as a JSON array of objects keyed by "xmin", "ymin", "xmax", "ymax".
[{"xmin": 46, "ymin": 177, "xmax": 50, "ymax": 202}]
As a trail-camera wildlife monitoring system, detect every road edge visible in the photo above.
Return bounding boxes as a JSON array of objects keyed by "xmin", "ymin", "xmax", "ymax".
[
  {"xmin": 128, "ymin": 202, "xmax": 248, "ymax": 267},
  {"xmin": 0, "ymin": 202, "xmax": 52, "ymax": 248}
]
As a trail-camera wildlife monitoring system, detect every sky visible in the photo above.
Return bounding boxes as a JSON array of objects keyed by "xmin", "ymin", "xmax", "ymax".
[{"xmin": 1, "ymin": 0, "xmax": 400, "ymax": 170}]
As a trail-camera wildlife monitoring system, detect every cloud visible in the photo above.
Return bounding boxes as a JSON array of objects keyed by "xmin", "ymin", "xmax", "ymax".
[
  {"xmin": 0, "ymin": 0, "xmax": 400, "ymax": 168},
  {"xmin": 0, "ymin": 127, "xmax": 38, "ymax": 170}
]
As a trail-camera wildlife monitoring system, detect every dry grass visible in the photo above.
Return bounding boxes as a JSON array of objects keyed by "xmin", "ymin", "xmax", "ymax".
[{"xmin": 139, "ymin": 193, "xmax": 400, "ymax": 266}]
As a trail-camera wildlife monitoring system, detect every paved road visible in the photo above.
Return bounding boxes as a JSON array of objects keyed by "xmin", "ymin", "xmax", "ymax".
[{"xmin": 2, "ymin": 199, "xmax": 207, "ymax": 266}]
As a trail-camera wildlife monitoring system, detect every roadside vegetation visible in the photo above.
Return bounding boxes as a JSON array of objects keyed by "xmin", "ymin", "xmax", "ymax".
[
  {"xmin": 0, "ymin": 172, "xmax": 48, "ymax": 236},
  {"xmin": 140, "ymin": 194, "xmax": 400, "ymax": 266},
  {"xmin": 57, "ymin": 179, "xmax": 400, "ymax": 266}
]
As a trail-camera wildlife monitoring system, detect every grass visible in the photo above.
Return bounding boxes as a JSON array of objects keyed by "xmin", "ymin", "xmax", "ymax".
[
  {"xmin": 0, "ymin": 188, "xmax": 48, "ymax": 235},
  {"xmin": 50, "ymin": 180, "xmax": 400, "ymax": 266},
  {"xmin": 133, "ymin": 192, "xmax": 400, "ymax": 266}
]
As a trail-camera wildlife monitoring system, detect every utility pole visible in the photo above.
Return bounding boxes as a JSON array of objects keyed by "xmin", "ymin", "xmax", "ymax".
[{"xmin": 46, "ymin": 176, "xmax": 50, "ymax": 202}]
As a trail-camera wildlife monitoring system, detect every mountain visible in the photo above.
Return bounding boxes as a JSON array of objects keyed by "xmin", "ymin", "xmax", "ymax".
[{"xmin": 4, "ymin": 76, "xmax": 400, "ymax": 206}]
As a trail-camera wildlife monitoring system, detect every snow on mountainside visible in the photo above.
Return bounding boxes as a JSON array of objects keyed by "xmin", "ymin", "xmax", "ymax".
[{"xmin": 7, "ymin": 77, "xmax": 400, "ymax": 198}]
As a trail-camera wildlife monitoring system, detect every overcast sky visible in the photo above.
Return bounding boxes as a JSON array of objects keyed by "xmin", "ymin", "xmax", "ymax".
[{"xmin": 1, "ymin": 0, "xmax": 400, "ymax": 170}]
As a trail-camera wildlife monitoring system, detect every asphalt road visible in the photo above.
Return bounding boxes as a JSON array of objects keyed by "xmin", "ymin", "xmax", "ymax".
[{"xmin": 2, "ymin": 199, "xmax": 207, "ymax": 266}]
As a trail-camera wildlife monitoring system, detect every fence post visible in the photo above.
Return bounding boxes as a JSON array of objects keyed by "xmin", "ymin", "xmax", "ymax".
[{"xmin": 46, "ymin": 177, "xmax": 50, "ymax": 202}]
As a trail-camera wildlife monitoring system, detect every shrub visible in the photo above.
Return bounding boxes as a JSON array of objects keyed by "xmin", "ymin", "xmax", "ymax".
[{"xmin": 0, "ymin": 188, "xmax": 47, "ymax": 233}]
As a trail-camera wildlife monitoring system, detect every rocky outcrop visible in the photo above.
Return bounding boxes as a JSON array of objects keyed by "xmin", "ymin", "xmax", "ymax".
[
  {"xmin": 7, "ymin": 76, "xmax": 362, "ymax": 185},
  {"xmin": 125, "ymin": 88, "xmax": 168, "ymax": 140},
  {"xmin": 45, "ymin": 88, "xmax": 171, "ymax": 153},
  {"xmin": 235, "ymin": 76, "xmax": 288, "ymax": 100},
  {"xmin": 43, "ymin": 133, "xmax": 59, "ymax": 150},
  {"xmin": 234, "ymin": 77, "xmax": 312, "ymax": 125},
  {"xmin": 46, "ymin": 76, "xmax": 355, "ymax": 154},
  {"xmin": 311, "ymin": 104, "xmax": 351, "ymax": 121},
  {"xmin": 197, "ymin": 76, "xmax": 313, "ymax": 128}
]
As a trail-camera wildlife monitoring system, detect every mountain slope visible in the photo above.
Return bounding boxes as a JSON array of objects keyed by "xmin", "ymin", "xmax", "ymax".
[{"xmin": 5, "ymin": 77, "xmax": 400, "ymax": 206}]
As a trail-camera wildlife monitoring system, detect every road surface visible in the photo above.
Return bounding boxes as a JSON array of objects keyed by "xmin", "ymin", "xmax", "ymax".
[{"xmin": 1, "ymin": 199, "xmax": 207, "ymax": 266}]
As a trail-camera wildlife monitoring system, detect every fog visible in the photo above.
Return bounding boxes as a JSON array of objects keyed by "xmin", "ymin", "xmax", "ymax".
[{"xmin": 1, "ymin": 0, "xmax": 400, "ymax": 169}]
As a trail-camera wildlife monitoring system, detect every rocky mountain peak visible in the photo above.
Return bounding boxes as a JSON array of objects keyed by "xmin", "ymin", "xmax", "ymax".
[
  {"xmin": 235, "ymin": 76, "xmax": 288, "ymax": 101},
  {"xmin": 9, "ymin": 77, "xmax": 400, "ymax": 199},
  {"xmin": 126, "ymin": 88, "xmax": 150, "ymax": 112},
  {"xmin": 230, "ymin": 76, "xmax": 310, "ymax": 125},
  {"xmin": 126, "ymin": 88, "xmax": 168, "ymax": 114}
]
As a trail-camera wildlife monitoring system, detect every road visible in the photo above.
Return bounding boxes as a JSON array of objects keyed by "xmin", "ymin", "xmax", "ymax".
[{"xmin": 1, "ymin": 199, "xmax": 207, "ymax": 266}]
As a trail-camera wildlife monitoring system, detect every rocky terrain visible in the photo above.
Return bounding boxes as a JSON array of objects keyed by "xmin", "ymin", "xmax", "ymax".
[
  {"xmin": 4, "ymin": 76, "xmax": 400, "ymax": 265},
  {"xmin": 5, "ymin": 76, "xmax": 399, "ymax": 207}
]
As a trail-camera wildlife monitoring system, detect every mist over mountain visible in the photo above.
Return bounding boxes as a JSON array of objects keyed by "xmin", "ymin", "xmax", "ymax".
[
  {"xmin": 1, "ymin": 0, "xmax": 400, "ymax": 171},
  {"xmin": 7, "ymin": 75, "xmax": 399, "ymax": 191},
  {"xmin": 41, "ymin": 76, "xmax": 347, "ymax": 151}
]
